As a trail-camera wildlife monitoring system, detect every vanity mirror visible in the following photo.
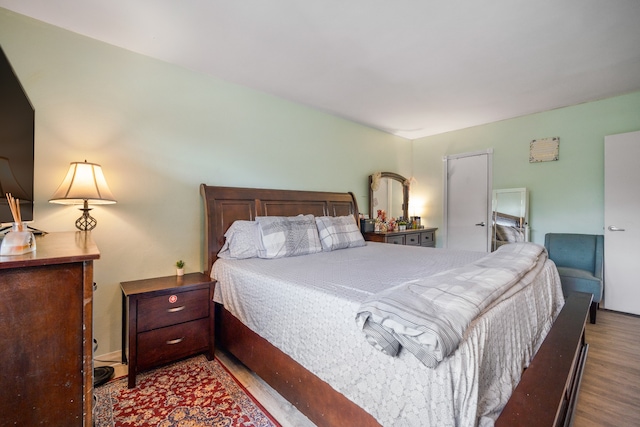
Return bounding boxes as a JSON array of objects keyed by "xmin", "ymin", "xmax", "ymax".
[
  {"xmin": 369, "ymin": 172, "xmax": 409, "ymax": 220},
  {"xmin": 491, "ymin": 187, "xmax": 529, "ymax": 251}
]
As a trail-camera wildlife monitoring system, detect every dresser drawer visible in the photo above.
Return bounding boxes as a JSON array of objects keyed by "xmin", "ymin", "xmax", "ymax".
[
  {"xmin": 421, "ymin": 231, "xmax": 435, "ymax": 246},
  {"xmin": 387, "ymin": 235, "xmax": 405, "ymax": 245},
  {"xmin": 406, "ymin": 233, "xmax": 420, "ymax": 246},
  {"xmin": 137, "ymin": 318, "xmax": 209, "ymax": 371},
  {"xmin": 137, "ymin": 288, "xmax": 209, "ymax": 332}
]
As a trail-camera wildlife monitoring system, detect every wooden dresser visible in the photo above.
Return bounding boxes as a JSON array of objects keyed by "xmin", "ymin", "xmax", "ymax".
[
  {"xmin": 364, "ymin": 227, "xmax": 437, "ymax": 247},
  {"xmin": 0, "ymin": 232, "xmax": 99, "ymax": 426}
]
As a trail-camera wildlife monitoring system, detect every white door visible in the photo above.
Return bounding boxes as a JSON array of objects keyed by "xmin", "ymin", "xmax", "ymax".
[
  {"xmin": 604, "ymin": 130, "xmax": 640, "ymax": 315},
  {"xmin": 444, "ymin": 150, "xmax": 492, "ymax": 252}
]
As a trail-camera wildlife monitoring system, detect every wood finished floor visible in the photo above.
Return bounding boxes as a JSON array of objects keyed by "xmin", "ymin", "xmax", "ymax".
[
  {"xmin": 573, "ymin": 309, "xmax": 640, "ymax": 427},
  {"xmin": 103, "ymin": 309, "xmax": 640, "ymax": 426}
]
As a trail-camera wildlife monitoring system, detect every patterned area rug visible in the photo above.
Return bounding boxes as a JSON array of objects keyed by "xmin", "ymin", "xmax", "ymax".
[{"xmin": 94, "ymin": 355, "xmax": 281, "ymax": 427}]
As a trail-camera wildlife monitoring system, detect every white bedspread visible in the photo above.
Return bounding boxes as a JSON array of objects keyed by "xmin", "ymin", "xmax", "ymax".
[
  {"xmin": 212, "ymin": 242, "xmax": 564, "ymax": 427},
  {"xmin": 356, "ymin": 243, "xmax": 547, "ymax": 368}
]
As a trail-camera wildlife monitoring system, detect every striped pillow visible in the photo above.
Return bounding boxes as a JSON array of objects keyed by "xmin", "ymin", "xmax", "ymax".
[
  {"xmin": 256, "ymin": 215, "xmax": 322, "ymax": 258},
  {"xmin": 315, "ymin": 215, "xmax": 365, "ymax": 251}
]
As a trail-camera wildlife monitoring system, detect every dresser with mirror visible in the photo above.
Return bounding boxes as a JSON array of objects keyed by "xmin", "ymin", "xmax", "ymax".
[{"xmin": 364, "ymin": 171, "xmax": 437, "ymax": 247}]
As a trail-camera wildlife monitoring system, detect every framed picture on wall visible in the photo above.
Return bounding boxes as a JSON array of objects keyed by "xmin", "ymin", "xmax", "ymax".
[{"xmin": 529, "ymin": 137, "xmax": 559, "ymax": 162}]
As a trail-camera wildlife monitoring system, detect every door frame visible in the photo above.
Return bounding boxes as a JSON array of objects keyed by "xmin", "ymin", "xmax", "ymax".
[{"xmin": 443, "ymin": 149, "xmax": 493, "ymax": 251}]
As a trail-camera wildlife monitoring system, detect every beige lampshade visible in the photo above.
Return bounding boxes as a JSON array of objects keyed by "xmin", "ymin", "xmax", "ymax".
[{"xmin": 49, "ymin": 161, "xmax": 116, "ymax": 205}]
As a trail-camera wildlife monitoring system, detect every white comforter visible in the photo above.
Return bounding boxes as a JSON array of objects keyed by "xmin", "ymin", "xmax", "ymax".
[
  {"xmin": 212, "ymin": 243, "xmax": 563, "ymax": 427},
  {"xmin": 356, "ymin": 243, "xmax": 547, "ymax": 368}
]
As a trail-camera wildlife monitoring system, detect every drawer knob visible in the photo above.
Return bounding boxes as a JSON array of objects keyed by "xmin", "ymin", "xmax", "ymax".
[
  {"xmin": 167, "ymin": 305, "xmax": 186, "ymax": 313},
  {"xmin": 166, "ymin": 337, "xmax": 185, "ymax": 345}
]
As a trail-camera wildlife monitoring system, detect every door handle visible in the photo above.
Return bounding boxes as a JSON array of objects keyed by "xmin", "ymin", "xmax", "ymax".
[
  {"xmin": 608, "ymin": 225, "xmax": 626, "ymax": 232},
  {"xmin": 475, "ymin": 222, "xmax": 486, "ymax": 227}
]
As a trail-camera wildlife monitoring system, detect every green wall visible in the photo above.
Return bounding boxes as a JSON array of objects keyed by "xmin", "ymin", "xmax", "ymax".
[
  {"xmin": 2, "ymin": 6, "xmax": 640, "ymax": 358},
  {"xmin": 0, "ymin": 8, "xmax": 411, "ymax": 355},
  {"xmin": 411, "ymin": 91, "xmax": 640, "ymax": 245}
]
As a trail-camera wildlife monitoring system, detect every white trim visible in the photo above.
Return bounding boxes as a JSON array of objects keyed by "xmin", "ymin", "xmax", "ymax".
[{"xmin": 94, "ymin": 350, "xmax": 123, "ymax": 367}]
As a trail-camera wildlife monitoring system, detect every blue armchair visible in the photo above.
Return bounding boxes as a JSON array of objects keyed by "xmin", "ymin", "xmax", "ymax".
[{"xmin": 544, "ymin": 233, "xmax": 604, "ymax": 324}]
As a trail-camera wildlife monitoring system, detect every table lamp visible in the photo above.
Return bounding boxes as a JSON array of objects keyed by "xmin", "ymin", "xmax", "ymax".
[{"xmin": 49, "ymin": 160, "xmax": 116, "ymax": 231}]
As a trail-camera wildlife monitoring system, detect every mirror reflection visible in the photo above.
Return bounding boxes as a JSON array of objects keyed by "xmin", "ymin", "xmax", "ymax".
[
  {"xmin": 369, "ymin": 172, "xmax": 409, "ymax": 221},
  {"xmin": 491, "ymin": 187, "xmax": 529, "ymax": 251}
]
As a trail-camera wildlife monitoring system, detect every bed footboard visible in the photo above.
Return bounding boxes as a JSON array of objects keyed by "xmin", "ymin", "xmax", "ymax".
[{"xmin": 496, "ymin": 291, "xmax": 592, "ymax": 427}]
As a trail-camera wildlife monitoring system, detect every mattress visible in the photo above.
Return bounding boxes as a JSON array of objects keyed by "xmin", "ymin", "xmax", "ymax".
[{"xmin": 212, "ymin": 242, "xmax": 564, "ymax": 426}]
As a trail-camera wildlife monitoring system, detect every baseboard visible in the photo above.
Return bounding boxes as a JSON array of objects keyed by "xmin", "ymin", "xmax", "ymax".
[
  {"xmin": 94, "ymin": 350, "xmax": 123, "ymax": 367},
  {"xmin": 600, "ymin": 308, "xmax": 640, "ymax": 318}
]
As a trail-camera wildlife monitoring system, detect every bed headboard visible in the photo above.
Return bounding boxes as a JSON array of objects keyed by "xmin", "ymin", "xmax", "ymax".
[
  {"xmin": 200, "ymin": 184, "xmax": 360, "ymax": 276},
  {"xmin": 493, "ymin": 211, "xmax": 525, "ymax": 228}
]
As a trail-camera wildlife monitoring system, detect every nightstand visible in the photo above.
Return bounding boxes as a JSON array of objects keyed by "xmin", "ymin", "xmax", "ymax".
[{"xmin": 121, "ymin": 272, "xmax": 215, "ymax": 388}]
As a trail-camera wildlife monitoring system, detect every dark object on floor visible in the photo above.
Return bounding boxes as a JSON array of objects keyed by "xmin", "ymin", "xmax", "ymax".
[{"xmin": 94, "ymin": 366, "xmax": 114, "ymax": 387}]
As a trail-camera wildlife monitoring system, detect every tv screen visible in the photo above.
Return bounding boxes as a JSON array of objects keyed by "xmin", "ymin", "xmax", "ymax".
[{"xmin": 0, "ymin": 45, "xmax": 34, "ymax": 224}]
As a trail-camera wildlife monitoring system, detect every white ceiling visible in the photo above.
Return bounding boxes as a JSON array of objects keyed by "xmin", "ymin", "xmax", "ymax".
[{"xmin": 2, "ymin": 0, "xmax": 640, "ymax": 139}]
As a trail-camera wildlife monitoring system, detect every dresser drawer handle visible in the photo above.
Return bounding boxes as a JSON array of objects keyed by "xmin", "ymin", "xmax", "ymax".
[
  {"xmin": 167, "ymin": 306, "xmax": 186, "ymax": 313},
  {"xmin": 166, "ymin": 337, "xmax": 185, "ymax": 345}
]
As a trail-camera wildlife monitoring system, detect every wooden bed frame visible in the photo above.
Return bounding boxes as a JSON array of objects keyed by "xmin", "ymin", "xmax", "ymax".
[{"xmin": 201, "ymin": 183, "xmax": 590, "ymax": 427}]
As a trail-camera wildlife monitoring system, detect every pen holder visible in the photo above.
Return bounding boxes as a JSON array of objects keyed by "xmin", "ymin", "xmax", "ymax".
[{"xmin": 0, "ymin": 222, "xmax": 36, "ymax": 256}]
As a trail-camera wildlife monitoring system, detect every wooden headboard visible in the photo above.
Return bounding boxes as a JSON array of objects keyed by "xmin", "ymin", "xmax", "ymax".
[
  {"xmin": 493, "ymin": 211, "xmax": 525, "ymax": 228},
  {"xmin": 200, "ymin": 184, "xmax": 359, "ymax": 276}
]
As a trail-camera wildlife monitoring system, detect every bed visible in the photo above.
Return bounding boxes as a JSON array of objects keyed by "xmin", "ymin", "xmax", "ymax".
[{"xmin": 200, "ymin": 184, "xmax": 591, "ymax": 427}]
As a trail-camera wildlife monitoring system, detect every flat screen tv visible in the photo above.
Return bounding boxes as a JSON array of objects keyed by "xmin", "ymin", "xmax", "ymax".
[{"xmin": 0, "ymin": 45, "xmax": 34, "ymax": 225}]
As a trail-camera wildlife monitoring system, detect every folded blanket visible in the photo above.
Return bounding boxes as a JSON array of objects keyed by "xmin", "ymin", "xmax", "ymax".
[{"xmin": 355, "ymin": 243, "xmax": 547, "ymax": 368}]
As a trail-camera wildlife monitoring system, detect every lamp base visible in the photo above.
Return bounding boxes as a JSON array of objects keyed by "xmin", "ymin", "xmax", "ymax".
[{"xmin": 76, "ymin": 200, "xmax": 97, "ymax": 231}]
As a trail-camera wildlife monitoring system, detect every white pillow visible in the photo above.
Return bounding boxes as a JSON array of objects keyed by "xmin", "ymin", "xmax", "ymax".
[
  {"xmin": 315, "ymin": 215, "xmax": 366, "ymax": 251},
  {"xmin": 256, "ymin": 215, "xmax": 322, "ymax": 259},
  {"xmin": 217, "ymin": 220, "xmax": 261, "ymax": 259}
]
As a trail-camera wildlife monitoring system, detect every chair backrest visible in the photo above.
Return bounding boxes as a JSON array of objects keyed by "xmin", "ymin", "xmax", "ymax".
[{"xmin": 544, "ymin": 233, "xmax": 604, "ymax": 278}]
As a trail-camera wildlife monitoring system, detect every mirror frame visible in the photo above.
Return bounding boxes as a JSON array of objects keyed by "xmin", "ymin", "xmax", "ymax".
[{"xmin": 369, "ymin": 172, "xmax": 409, "ymax": 220}]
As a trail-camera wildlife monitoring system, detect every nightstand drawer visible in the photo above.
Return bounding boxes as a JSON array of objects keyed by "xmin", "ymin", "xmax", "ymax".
[
  {"xmin": 137, "ymin": 318, "xmax": 209, "ymax": 371},
  {"xmin": 137, "ymin": 288, "xmax": 209, "ymax": 332}
]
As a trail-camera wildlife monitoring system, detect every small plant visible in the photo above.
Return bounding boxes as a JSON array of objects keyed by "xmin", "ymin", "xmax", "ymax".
[{"xmin": 176, "ymin": 260, "xmax": 185, "ymax": 269}]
